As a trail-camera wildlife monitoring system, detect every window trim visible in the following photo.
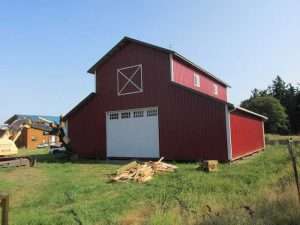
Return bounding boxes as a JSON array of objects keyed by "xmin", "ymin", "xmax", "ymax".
[
  {"xmin": 121, "ymin": 112, "xmax": 131, "ymax": 119},
  {"xmin": 133, "ymin": 111, "xmax": 144, "ymax": 118},
  {"xmin": 117, "ymin": 64, "xmax": 143, "ymax": 96},
  {"xmin": 109, "ymin": 113, "xmax": 119, "ymax": 120},
  {"xmin": 213, "ymin": 84, "xmax": 219, "ymax": 95},
  {"xmin": 147, "ymin": 109, "xmax": 158, "ymax": 117},
  {"xmin": 193, "ymin": 73, "xmax": 200, "ymax": 87}
]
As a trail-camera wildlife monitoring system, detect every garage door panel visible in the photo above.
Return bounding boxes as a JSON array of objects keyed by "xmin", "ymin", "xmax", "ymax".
[{"xmin": 106, "ymin": 107, "xmax": 159, "ymax": 158}]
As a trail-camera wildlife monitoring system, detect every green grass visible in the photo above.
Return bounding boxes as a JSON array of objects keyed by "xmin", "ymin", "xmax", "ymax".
[
  {"xmin": 0, "ymin": 145, "xmax": 299, "ymax": 225},
  {"xmin": 266, "ymin": 133, "xmax": 300, "ymax": 141}
]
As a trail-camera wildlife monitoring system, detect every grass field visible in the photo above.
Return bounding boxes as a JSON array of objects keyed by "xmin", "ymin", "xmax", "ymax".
[
  {"xmin": 266, "ymin": 133, "xmax": 300, "ymax": 142},
  {"xmin": 0, "ymin": 145, "xmax": 300, "ymax": 225}
]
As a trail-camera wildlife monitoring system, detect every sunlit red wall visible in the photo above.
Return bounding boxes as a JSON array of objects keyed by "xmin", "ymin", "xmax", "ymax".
[
  {"xmin": 172, "ymin": 57, "xmax": 227, "ymax": 102},
  {"xmin": 230, "ymin": 110, "xmax": 265, "ymax": 159}
]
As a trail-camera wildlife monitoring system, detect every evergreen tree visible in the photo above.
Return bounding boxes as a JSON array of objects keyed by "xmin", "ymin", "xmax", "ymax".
[
  {"xmin": 271, "ymin": 76, "xmax": 287, "ymax": 104},
  {"xmin": 242, "ymin": 75, "xmax": 300, "ymax": 134}
]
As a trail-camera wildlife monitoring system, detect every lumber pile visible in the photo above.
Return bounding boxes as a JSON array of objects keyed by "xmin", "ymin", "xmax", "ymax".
[{"xmin": 111, "ymin": 157, "xmax": 177, "ymax": 183}]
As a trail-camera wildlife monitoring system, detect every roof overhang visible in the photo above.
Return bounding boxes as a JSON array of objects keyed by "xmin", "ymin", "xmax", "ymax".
[
  {"xmin": 229, "ymin": 105, "xmax": 268, "ymax": 120},
  {"xmin": 63, "ymin": 92, "xmax": 96, "ymax": 120}
]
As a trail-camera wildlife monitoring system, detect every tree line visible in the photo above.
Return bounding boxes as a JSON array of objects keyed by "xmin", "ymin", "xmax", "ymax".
[{"xmin": 240, "ymin": 76, "xmax": 300, "ymax": 134}]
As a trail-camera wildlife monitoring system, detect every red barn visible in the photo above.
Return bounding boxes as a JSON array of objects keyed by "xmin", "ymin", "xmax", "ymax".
[{"xmin": 64, "ymin": 37, "xmax": 267, "ymax": 161}]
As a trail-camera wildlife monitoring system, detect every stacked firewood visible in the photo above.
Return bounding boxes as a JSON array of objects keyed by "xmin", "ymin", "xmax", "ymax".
[{"xmin": 111, "ymin": 157, "xmax": 177, "ymax": 183}]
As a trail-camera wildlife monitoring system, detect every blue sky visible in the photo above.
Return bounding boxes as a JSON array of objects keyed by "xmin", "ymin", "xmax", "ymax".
[{"xmin": 1, "ymin": 0, "xmax": 299, "ymax": 123}]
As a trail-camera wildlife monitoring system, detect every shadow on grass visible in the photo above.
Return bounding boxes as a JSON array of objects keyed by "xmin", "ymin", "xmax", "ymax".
[{"xmin": 29, "ymin": 153, "xmax": 144, "ymax": 165}]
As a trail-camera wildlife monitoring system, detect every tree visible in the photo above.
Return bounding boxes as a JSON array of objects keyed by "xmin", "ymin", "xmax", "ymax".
[
  {"xmin": 295, "ymin": 93, "xmax": 300, "ymax": 134},
  {"xmin": 250, "ymin": 88, "xmax": 270, "ymax": 98},
  {"xmin": 285, "ymin": 84, "xmax": 298, "ymax": 133},
  {"xmin": 246, "ymin": 76, "xmax": 300, "ymax": 134},
  {"xmin": 271, "ymin": 76, "xmax": 287, "ymax": 103},
  {"xmin": 241, "ymin": 96, "xmax": 289, "ymax": 134}
]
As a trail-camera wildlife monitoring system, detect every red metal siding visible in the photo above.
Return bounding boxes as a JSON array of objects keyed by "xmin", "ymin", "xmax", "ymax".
[
  {"xmin": 172, "ymin": 57, "xmax": 227, "ymax": 102},
  {"xmin": 67, "ymin": 96, "xmax": 104, "ymax": 158},
  {"xmin": 68, "ymin": 42, "xmax": 228, "ymax": 160},
  {"xmin": 230, "ymin": 110, "xmax": 265, "ymax": 159}
]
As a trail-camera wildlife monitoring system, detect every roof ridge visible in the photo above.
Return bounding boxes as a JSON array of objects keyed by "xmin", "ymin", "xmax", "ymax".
[{"xmin": 87, "ymin": 36, "xmax": 230, "ymax": 87}]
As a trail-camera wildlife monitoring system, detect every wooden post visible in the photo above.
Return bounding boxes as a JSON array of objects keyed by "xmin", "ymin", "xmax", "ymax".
[
  {"xmin": 0, "ymin": 193, "xmax": 9, "ymax": 225},
  {"xmin": 287, "ymin": 139, "xmax": 300, "ymax": 203}
]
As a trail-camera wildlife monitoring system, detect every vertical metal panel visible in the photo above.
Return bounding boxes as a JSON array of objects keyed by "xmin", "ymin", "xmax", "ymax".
[
  {"xmin": 172, "ymin": 57, "xmax": 227, "ymax": 102},
  {"xmin": 230, "ymin": 110, "xmax": 264, "ymax": 159},
  {"xmin": 68, "ymin": 42, "xmax": 228, "ymax": 160},
  {"xmin": 225, "ymin": 105, "xmax": 232, "ymax": 160}
]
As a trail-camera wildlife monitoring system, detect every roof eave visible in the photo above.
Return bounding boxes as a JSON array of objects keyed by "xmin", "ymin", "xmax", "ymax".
[
  {"xmin": 87, "ymin": 37, "xmax": 129, "ymax": 74},
  {"xmin": 63, "ymin": 92, "xmax": 96, "ymax": 120},
  {"xmin": 231, "ymin": 106, "xmax": 268, "ymax": 120}
]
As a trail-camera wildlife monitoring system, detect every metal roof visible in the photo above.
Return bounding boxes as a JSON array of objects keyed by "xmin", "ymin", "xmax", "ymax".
[
  {"xmin": 5, "ymin": 114, "xmax": 60, "ymax": 124},
  {"xmin": 63, "ymin": 92, "xmax": 96, "ymax": 120},
  {"xmin": 231, "ymin": 106, "xmax": 268, "ymax": 120},
  {"xmin": 87, "ymin": 36, "xmax": 230, "ymax": 87}
]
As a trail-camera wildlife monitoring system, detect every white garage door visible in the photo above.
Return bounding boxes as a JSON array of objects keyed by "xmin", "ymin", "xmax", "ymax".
[{"xmin": 106, "ymin": 107, "xmax": 159, "ymax": 158}]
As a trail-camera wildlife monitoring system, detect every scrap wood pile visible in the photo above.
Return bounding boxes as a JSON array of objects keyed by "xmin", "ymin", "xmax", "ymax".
[{"xmin": 111, "ymin": 157, "xmax": 177, "ymax": 183}]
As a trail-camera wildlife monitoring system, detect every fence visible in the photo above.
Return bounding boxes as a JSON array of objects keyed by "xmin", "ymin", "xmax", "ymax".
[
  {"xmin": 287, "ymin": 139, "xmax": 300, "ymax": 203},
  {"xmin": 0, "ymin": 193, "xmax": 8, "ymax": 225},
  {"xmin": 266, "ymin": 139, "xmax": 300, "ymax": 146}
]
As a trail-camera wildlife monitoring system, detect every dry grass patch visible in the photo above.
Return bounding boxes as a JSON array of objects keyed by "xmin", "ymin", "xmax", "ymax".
[{"xmin": 0, "ymin": 167, "xmax": 48, "ymax": 207}]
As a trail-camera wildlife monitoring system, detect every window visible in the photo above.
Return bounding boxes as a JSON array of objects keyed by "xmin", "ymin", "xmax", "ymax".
[
  {"xmin": 213, "ymin": 84, "xmax": 218, "ymax": 95},
  {"xmin": 193, "ymin": 73, "xmax": 200, "ymax": 87},
  {"xmin": 121, "ymin": 112, "xmax": 131, "ymax": 119},
  {"xmin": 134, "ymin": 111, "xmax": 144, "ymax": 118},
  {"xmin": 147, "ymin": 109, "xmax": 158, "ymax": 117},
  {"xmin": 109, "ymin": 113, "xmax": 119, "ymax": 120}
]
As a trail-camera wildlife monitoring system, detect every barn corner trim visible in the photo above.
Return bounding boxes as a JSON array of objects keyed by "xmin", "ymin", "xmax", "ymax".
[{"xmin": 225, "ymin": 105, "xmax": 233, "ymax": 161}]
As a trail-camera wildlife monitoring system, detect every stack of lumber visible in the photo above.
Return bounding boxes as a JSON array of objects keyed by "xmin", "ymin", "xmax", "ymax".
[{"xmin": 111, "ymin": 157, "xmax": 177, "ymax": 183}]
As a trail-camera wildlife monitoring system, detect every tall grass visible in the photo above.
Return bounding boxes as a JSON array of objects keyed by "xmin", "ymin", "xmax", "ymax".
[{"xmin": 0, "ymin": 145, "xmax": 299, "ymax": 225}]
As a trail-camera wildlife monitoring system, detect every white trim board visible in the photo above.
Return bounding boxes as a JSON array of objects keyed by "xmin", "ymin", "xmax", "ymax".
[
  {"xmin": 169, "ymin": 54, "xmax": 174, "ymax": 81},
  {"xmin": 225, "ymin": 105, "xmax": 233, "ymax": 161},
  {"xmin": 117, "ymin": 64, "xmax": 143, "ymax": 96}
]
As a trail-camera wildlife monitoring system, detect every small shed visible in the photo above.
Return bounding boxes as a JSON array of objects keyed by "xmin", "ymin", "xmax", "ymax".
[{"xmin": 229, "ymin": 107, "xmax": 267, "ymax": 160}]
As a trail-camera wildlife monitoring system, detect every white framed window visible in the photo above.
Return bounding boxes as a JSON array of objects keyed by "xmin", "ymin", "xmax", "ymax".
[
  {"xmin": 133, "ymin": 111, "xmax": 144, "ymax": 118},
  {"xmin": 109, "ymin": 113, "xmax": 119, "ymax": 120},
  {"xmin": 121, "ymin": 112, "xmax": 131, "ymax": 119},
  {"xmin": 147, "ymin": 109, "xmax": 158, "ymax": 117},
  {"xmin": 193, "ymin": 73, "xmax": 200, "ymax": 87},
  {"xmin": 213, "ymin": 84, "xmax": 218, "ymax": 95}
]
